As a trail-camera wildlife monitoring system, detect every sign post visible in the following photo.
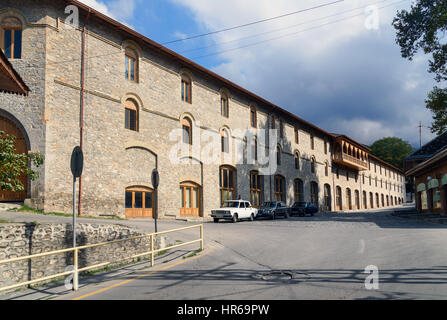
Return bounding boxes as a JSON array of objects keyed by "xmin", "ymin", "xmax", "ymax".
[
  {"xmin": 70, "ymin": 146, "xmax": 83, "ymax": 291},
  {"xmin": 151, "ymin": 169, "xmax": 159, "ymax": 233}
]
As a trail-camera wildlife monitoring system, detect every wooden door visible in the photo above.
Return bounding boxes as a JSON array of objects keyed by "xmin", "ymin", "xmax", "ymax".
[
  {"xmin": 180, "ymin": 183, "xmax": 200, "ymax": 217},
  {"xmin": 125, "ymin": 187, "xmax": 153, "ymax": 219},
  {"xmin": 0, "ymin": 116, "xmax": 28, "ymax": 202}
]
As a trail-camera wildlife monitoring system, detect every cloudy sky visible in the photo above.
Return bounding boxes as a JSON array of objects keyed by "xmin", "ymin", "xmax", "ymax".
[{"xmin": 79, "ymin": 0, "xmax": 437, "ymax": 148}]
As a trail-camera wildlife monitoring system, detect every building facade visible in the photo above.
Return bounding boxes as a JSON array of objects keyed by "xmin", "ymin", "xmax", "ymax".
[
  {"xmin": 405, "ymin": 132, "xmax": 447, "ymax": 215},
  {"xmin": 0, "ymin": 0, "xmax": 406, "ymax": 219}
]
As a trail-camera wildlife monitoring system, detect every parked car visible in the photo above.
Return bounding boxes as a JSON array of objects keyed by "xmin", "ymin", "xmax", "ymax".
[
  {"xmin": 211, "ymin": 200, "xmax": 258, "ymax": 223},
  {"xmin": 289, "ymin": 202, "xmax": 319, "ymax": 217},
  {"xmin": 256, "ymin": 201, "xmax": 289, "ymax": 220}
]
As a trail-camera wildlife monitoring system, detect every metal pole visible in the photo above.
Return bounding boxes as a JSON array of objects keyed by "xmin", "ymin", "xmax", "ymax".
[
  {"xmin": 73, "ymin": 176, "xmax": 78, "ymax": 291},
  {"xmin": 150, "ymin": 234, "xmax": 154, "ymax": 268},
  {"xmin": 154, "ymin": 188, "xmax": 158, "ymax": 233}
]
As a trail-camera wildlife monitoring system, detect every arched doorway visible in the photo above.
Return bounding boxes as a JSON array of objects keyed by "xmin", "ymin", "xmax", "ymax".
[
  {"xmin": 0, "ymin": 115, "xmax": 28, "ymax": 202},
  {"xmin": 125, "ymin": 186, "xmax": 154, "ymax": 218},
  {"xmin": 324, "ymin": 184, "xmax": 331, "ymax": 211},
  {"xmin": 180, "ymin": 182, "xmax": 201, "ymax": 217},
  {"xmin": 336, "ymin": 186, "xmax": 342, "ymax": 211}
]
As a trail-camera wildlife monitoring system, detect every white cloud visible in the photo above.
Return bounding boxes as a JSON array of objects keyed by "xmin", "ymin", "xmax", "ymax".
[
  {"xmin": 77, "ymin": 0, "xmax": 136, "ymax": 24},
  {"xmin": 169, "ymin": 0, "xmax": 436, "ymax": 146}
]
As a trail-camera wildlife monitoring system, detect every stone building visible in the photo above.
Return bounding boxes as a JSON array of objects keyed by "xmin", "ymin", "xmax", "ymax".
[
  {"xmin": 0, "ymin": 0, "xmax": 407, "ymax": 219},
  {"xmin": 405, "ymin": 132, "xmax": 447, "ymax": 215}
]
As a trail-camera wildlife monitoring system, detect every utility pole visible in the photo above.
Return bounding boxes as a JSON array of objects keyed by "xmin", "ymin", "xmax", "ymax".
[{"xmin": 418, "ymin": 121, "xmax": 422, "ymax": 149}]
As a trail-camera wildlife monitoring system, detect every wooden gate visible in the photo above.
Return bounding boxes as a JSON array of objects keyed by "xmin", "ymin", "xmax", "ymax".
[
  {"xmin": 0, "ymin": 116, "xmax": 28, "ymax": 202},
  {"xmin": 125, "ymin": 187, "xmax": 154, "ymax": 218}
]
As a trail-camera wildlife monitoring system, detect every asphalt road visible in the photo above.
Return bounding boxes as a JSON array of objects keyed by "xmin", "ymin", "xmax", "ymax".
[
  {"xmin": 56, "ymin": 209, "xmax": 447, "ymax": 300},
  {"xmin": 2, "ymin": 208, "xmax": 447, "ymax": 300}
]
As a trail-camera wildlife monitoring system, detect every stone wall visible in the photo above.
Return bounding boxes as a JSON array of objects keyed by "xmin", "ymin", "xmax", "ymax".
[{"xmin": 0, "ymin": 223, "xmax": 172, "ymax": 291}]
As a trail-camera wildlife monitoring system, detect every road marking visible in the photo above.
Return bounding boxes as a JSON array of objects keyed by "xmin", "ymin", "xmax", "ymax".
[{"xmin": 72, "ymin": 251, "xmax": 207, "ymax": 300}]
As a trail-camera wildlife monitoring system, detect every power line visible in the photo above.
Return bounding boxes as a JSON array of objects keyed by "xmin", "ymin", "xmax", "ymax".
[
  {"xmin": 191, "ymin": 0, "xmax": 408, "ymax": 60},
  {"xmin": 179, "ymin": 0, "xmax": 391, "ymax": 55},
  {"xmin": 161, "ymin": 0, "xmax": 345, "ymax": 45}
]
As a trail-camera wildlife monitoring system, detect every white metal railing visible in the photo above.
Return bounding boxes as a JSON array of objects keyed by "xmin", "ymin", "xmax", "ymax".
[{"xmin": 0, "ymin": 224, "xmax": 203, "ymax": 293}]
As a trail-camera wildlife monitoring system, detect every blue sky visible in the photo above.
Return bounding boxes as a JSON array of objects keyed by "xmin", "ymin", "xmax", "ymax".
[{"xmin": 79, "ymin": 0, "xmax": 437, "ymax": 148}]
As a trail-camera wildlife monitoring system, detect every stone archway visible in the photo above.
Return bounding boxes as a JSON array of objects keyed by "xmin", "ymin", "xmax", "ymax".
[{"xmin": 0, "ymin": 114, "xmax": 29, "ymax": 201}]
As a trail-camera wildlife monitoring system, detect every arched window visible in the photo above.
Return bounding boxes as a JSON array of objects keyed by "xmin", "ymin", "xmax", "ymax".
[
  {"xmin": 250, "ymin": 137, "xmax": 258, "ymax": 162},
  {"xmin": 311, "ymin": 182, "xmax": 319, "ymax": 207},
  {"xmin": 180, "ymin": 182, "xmax": 201, "ymax": 217},
  {"xmin": 295, "ymin": 152, "xmax": 300, "ymax": 170},
  {"xmin": 294, "ymin": 179, "xmax": 304, "ymax": 202},
  {"xmin": 311, "ymin": 157, "xmax": 316, "ymax": 174},
  {"xmin": 182, "ymin": 117, "xmax": 192, "ymax": 145},
  {"xmin": 181, "ymin": 75, "xmax": 192, "ymax": 103},
  {"xmin": 125, "ymin": 186, "xmax": 153, "ymax": 218},
  {"xmin": 220, "ymin": 166, "xmax": 236, "ymax": 206},
  {"xmin": 1, "ymin": 17, "xmax": 22, "ymax": 59},
  {"xmin": 370, "ymin": 192, "xmax": 374, "ymax": 209},
  {"xmin": 124, "ymin": 99, "xmax": 139, "ymax": 131},
  {"xmin": 276, "ymin": 146, "xmax": 281, "ymax": 166},
  {"xmin": 274, "ymin": 175, "xmax": 286, "ymax": 202},
  {"xmin": 125, "ymin": 48, "xmax": 138, "ymax": 82},
  {"xmin": 221, "ymin": 129, "xmax": 230, "ymax": 153},
  {"xmin": 221, "ymin": 94, "xmax": 229, "ymax": 118},
  {"xmin": 250, "ymin": 171, "xmax": 263, "ymax": 208}
]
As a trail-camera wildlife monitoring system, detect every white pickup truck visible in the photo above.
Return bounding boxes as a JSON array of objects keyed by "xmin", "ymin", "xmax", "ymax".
[{"xmin": 211, "ymin": 200, "xmax": 258, "ymax": 223}]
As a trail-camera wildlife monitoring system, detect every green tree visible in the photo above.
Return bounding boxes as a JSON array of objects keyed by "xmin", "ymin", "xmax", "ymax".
[
  {"xmin": 369, "ymin": 137, "xmax": 414, "ymax": 170},
  {"xmin": 392, "ymin": 0, "xmax": 447, "ymax": 135},
  {"xmin": 0, "ymin": 131, "xmax": 44, "ymax": 192}
]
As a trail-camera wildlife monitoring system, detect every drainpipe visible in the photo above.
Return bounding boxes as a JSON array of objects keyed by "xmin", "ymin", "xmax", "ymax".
[{"xmin": 78, "ymin": 9, "xmax": 91, "ymax": 216}]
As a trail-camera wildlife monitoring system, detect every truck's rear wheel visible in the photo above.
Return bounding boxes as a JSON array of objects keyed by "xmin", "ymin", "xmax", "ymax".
[
  {"xmin": 250, "ymin": 213, "xmax": 255, "ymax": 222},
  {"xmin": 233, "ymin": 214, "xmax": 238, "ymax": 223}
]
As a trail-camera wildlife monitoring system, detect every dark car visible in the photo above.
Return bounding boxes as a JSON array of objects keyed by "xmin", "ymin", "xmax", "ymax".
[
  {"xmin": 290, "ymin": 202, "xmax": 319, "ymax": 217},
  {"xmin": 256, "ymin": 201, "xmax": 289, "ymax": 220}
]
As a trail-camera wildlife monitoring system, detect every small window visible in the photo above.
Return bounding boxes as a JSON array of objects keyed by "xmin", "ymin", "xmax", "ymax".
[
  {"xmin": 295, "ymin": 127, "xmax": 299, "ymax": 144},
  {"xmin": 279, "ymin": 120, "xmax": 284, "ymax": 139},
  {"xmin": 324, "ymin": 141, "xmax": 328, "ymax": 155},
  {"xmin": 221, "ymin": 95, "xmax": 229, "ymax": 118},
  {"xmin": 182, "ymin": 118, "xmax": 192, "ymax": 145},
  {"xmin": 311, "ymin": 157, "xmax": 316, "ymax": 174},
  {"xmin": 276, "ymin": 146, "xmax": 281, "ymax": 166},
  {"xmin": 221, "ymin": 130, "xmax": 229, "ymax": 153},
  {"xmin": 181, "ymin": 77, "xmax": 192, "ymax": 103},
  {"xmin": 310, "ymin": 134, "xmax": 315, "ymax": 150},
  {"xmin": 250, "ymin": 107, "xmax": 257, "ymax": 128},
  {"xmin": 325, "ymin": 162, "xmax": 329, "ymax": 177},
  {"xmin": 1, "ymin": 17, "xmax": 22, "ymax": 59},
  {"xmin": 125, "ymin": 48, "xmax": 138, "ymax": 82},
  {"xmin": 295, "ymin": 152, "xmax": 300, "ymax": 170},
  {"xmin": 124, "ymin": 99, "xmax": 138, "ymax": 131}
]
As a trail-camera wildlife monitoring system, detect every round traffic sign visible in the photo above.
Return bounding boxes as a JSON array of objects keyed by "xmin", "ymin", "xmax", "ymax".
[{"xmin": 71, "ymin": 146, "xmax": 84, "ymax": 178}]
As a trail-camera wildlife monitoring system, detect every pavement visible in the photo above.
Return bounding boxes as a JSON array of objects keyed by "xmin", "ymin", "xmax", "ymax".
[{"xmin": 2, "ymin": 206, "xmax": 447, "ymax": 300}]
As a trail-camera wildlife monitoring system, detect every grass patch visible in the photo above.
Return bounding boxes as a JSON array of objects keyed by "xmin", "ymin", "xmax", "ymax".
[
  {"xmin": 0, "ymin": 219, "xmax": 9, "ymax": 223},
  {"xmin": 183, "ymin": 249, "xmax": 202, "ymax": 259},
  {"xmin": 157, "ymin": 250, "xmax": 169, "ymax": 257},
  {"xmin": 175, "ymin": 240, "xmax": 183, "ymax": 243},
  {"xmin": 9, "ymin": 205, "xmax": 124, "ymax": 221}
]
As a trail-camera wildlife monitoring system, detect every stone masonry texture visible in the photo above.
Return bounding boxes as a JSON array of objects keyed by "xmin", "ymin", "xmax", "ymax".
[{"xmin": 0, "ymin": 0, "xmax": 407, "ymax": 219}]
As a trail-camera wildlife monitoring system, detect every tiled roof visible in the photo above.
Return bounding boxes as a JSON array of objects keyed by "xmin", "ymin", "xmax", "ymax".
[
  {"xmin": 405, "ymin": 131, "xmax": 447, "ymax": 160},
  {"xmin": 0, "ymin": 50, "xmax": 29, "ymax": 95}
]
